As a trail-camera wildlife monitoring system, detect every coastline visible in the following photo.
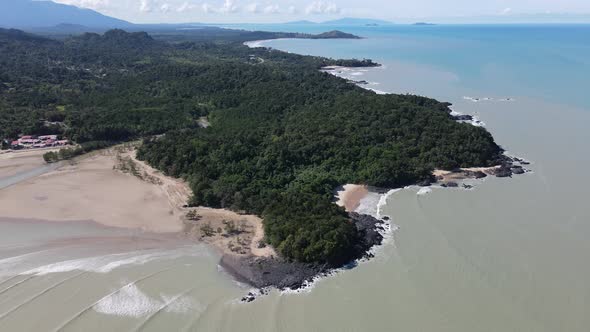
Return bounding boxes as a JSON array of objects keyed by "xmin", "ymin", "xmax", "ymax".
[
  {"xmin": 0, "ymin": 38, "xmax": 531, "ymax": 300},
  {"xmin": 0, "ymin": 144, "xmax": 386, "ymax": 296},
  {"xmin": 223, "ymin": 40, "xmax": 533, "ymax": 296}
]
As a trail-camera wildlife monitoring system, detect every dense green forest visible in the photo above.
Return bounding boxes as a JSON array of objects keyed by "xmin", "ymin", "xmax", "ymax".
[{"xmin": 0, "ymin": 28, "xmax": 503, "ymax": 265}]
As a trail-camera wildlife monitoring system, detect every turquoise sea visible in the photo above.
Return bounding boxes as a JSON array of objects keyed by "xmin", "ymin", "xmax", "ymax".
[{"xmin": 237, "ymin": 23, "xmax": 590, "ymax": 109}]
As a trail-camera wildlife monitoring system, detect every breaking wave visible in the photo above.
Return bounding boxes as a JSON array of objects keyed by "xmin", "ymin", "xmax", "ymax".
[{"xmin": 17, "ymin": 246, "xmax": 208, "ymax": 277}]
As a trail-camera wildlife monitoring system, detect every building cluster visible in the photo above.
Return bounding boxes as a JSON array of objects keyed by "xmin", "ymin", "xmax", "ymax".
[{"xmin": 10, "ymin": 135, "xmax": 69, "ymax": 149}]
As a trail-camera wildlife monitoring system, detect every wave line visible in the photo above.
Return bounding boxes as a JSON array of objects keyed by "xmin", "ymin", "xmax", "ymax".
[
  {"xmin": 0, "ymin": 271, "xmax": 86, "ymax": 321},
  {"xmin": 132, "ymin": 286, "xmax": 197, "ymax": 331},
  {"xmin": 52, "ymin": 267, "xmax": 172, "ymax": 332}
]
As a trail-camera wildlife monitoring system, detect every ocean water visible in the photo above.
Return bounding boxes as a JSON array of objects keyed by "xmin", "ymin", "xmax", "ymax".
[{"xmin": 1, "ymin": 25, "xmax": 590, "ymax": 331}]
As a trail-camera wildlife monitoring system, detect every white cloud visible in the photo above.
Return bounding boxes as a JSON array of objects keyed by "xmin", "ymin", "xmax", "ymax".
[
  {"xmin": 245, "ymin": 3, "xmax": 260, "ymax": 13},
  {"xmin": 202, "ymin": 0, "xmax": 239, "ymax": 14},
  {"xmin": 160, "ymin": 3, "xmax": 171, "ymax": 13},
  {"xmin": 263, "ymin": 4, "xmax": 280, "ymax": 14},
  {"xmin": 502, "ymin": 7, "xmax": 512, "ymax": 15},
  {"xmin": 305, "ymin": 1, "xmax": 340, "ymax": 15},
  {"xmin": 176, "ymin": 1, "xmax": 198, "ymax": 13},
  {"xmin": 287, "ymin": 5, "xmax": 297, "ymax": 14},
  {"xmin": 220, "ymin": 0, "xmax": 239, "ymax": 13},
  {"xmin": 202, "ymin": 3, "xmax": 214, "ymax": 14},
  {"xmin": 53, "ymin": 0, "xmax": 111, "ymax": 11},
  {"xmin": 139, "ymin": 0, "xmax": 153, "ymax": 13}
]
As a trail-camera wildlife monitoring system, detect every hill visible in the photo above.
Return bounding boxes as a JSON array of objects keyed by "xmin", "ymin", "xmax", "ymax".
[
  {"xmin": 0, "ymin": 0, "xmax": 131, "ymax": 28},
  {"xmin": 308, "ymin": 30, "xmax": 362, "ymax": 39}
]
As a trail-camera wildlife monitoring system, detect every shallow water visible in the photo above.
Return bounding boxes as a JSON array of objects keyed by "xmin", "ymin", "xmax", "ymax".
[
  {"xmin": 0, "ymin": 161, "xmax": 62, "ymax": 190},
  {"xmin": 1, "ymin": 25, "xmax": 589, "ymax": 331}
]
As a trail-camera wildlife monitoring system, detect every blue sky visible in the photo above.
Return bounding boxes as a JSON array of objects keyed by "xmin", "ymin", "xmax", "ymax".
[{"xmin": 51, "ymin": 0, "xmax": 590, "ymax": 23}]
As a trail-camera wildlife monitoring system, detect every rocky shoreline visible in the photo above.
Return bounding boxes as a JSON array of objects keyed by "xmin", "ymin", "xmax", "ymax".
[
  {"xmin": 226, "ymin": 152, "xmax": 531, "ymax": 302},
  {"xmin": 219, "ymin": 212, "xmax": 386, "ymax": 302}
]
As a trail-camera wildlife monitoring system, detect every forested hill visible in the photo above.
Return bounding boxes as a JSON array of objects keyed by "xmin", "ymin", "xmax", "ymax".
[{"xmin": 0, "ymin": 28, "xmax": 503, "ymax": 265}]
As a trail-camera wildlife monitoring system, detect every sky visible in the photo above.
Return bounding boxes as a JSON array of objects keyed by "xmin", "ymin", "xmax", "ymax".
[{"xmin": 50, "ymin": 0, "xmax": 590, "ymax": 24}]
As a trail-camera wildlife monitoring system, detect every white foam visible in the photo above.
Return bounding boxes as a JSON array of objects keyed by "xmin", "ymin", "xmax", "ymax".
[
  {"xmin": 243, "ymin": 40, "xmax": 272, "ymax": 48},
  {"xmin": 417, "ymin": 187, "xmax": 433, "ymax": 196},
  {"xmin": 464, "ymin": 96, "xmax": 515, "ymax": 103},
  {"xmin": 94, "ymin": 283, "xmax": 161, "ymax": 317},
  {"xmin": 463, "ymin": 96, "xmax": 479, "ymax": 102},
  {"xmin": 20, "ymin": 246, "xmax": 207, "ymax": 276},
  {"xmin": 448, "ymin": 106, "xmax": 486, "ymax": 127},
  {"xmin": 93, "ymin": 283, "xmax": 200, "ymax": 317},
  {"xmin": 355, "ymin": 192, "xmax": 382, "ymax": 217},
  {"xmin": 367, "ymin": 88, "xmax": 389, "ymax": 95}
]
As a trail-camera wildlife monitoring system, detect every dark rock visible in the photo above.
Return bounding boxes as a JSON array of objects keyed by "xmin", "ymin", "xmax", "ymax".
[
  {"xmin": 462, "ymin": 184, "xmax": 474, "ymax": 189},
  {"xmin": 221, "ymin": 254, "xmax": 326, "ymax": 290},
  {"xmin": 472, "ymin": 171, "xmax": 487, "ymax": 179},
  {"xmin": 220, "ymin": 212, "xmax": 386, "ymax": 292},
  {"xmin": 494, "ymin": 166, "xmax": 513, "ymax": 178},
  {"xmin": 453, "ymin": 114, "xmax": 473, "ymax": 121},
  {"xmin": 417, "ymin": 179, "xmax": 432, "ymax": 187},
  {"xmin": 445, "ymin": 181, "xmax": 459, "ymax": 188},
  {"xmin": 511, "ymin": 166, "xmax": 525, "ymax": 175}
]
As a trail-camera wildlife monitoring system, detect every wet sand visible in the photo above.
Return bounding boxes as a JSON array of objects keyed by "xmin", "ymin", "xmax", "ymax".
[{"xmin": 0, "ymin": 149, "xmax": 60, "ymax": 179}]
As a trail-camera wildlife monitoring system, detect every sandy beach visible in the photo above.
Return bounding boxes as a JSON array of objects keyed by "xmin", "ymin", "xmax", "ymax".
[
  {"xmin": 335, "ymin": 184, "xmax": 369, "ymax": 212},
  {"xmin": 0, "ymin": 145, "xmax": 275, "ymax": 257}
]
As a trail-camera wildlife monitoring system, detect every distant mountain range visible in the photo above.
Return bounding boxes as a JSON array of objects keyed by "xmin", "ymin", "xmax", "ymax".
[
  {"xmin": 0, "ymin": 1, "xmax": 393, "ymax": 32},
  {"xmin": 0, "ymin": 0, "xmax": 131, "ymax": 28}
]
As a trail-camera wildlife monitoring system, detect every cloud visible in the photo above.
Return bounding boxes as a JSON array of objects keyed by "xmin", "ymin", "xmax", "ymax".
[
  {"xmin": 287, "ymin": 5, "xmax": 297, "ymax": 14},
  {"xmin": 200, "ymin": 0, "xmax": 286, "ymax": 16},
  {"xmin": 502, "ymin": 7, "xmax": 512, "ymax": 15},
  {"xmin": 176, "ymin": 1, "xmax": 198, "ymax": 13},
  {"xmin": 139, "ymin": 0, "xmax": 153, "ymax": 13},
  {"xmin": 202, "ymin": 3, "xmax": 214, "ymax": 13},
  {"xmin": 245, "ymin": 3, "xmax": 260, "ymax": 13},
  {"xmin": 160, "ymin": 3, "xmax": 171, "ymax": 13},
  {"xmin": 305, "ymin": 1, "xmax": 340, "ymax": 15},
  {"xmin": 202, "ymin": 0, "xmax": 239, "ymax": 14},
  {"xmin": 263, "ymin": 4, "xmax": 280, "ymax": 14},
  {"xmin": 220, "ymin": 0, "xmax": 239, "ymax": 13},
  {"xmin": 53, "ymin": 0, "xmax": 111, "ymax": 11}
]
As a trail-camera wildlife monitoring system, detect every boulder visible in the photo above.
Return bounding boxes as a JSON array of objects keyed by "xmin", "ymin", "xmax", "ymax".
[
  {"xmin": 511, "ymin": 166, "xmax": 525, "ymax": 175},
  {"xmin": 494, "ymin": 166, "xmax": 513, "ymax": 178},
  {"xmin": 473, "ymin": 171, "xmax": 487, "ymax": 179}
]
